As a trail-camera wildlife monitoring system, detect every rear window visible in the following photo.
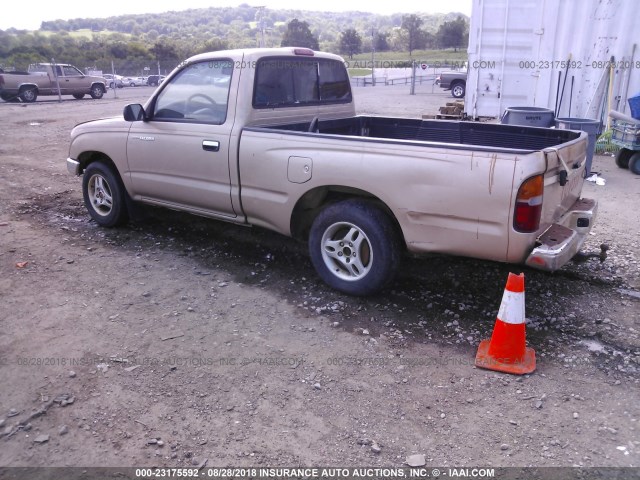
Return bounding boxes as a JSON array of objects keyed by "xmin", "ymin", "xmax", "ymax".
[{"xmin": 253, "ymin": 57, "xmax": 351, "ymax": 108}]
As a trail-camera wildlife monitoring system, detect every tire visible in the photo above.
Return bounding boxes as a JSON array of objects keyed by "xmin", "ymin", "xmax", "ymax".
[
  {"xmin": 451, "ymin": 81, "xmax": 466, "ymax": 98},
  {"xmin": 82, "ymin": 162, "xmax": 128, "ymax": 227},
  {"xmin": 19, "ymin": 86, "xmax": 37, "ymax": 102},
  {"xmin": 73, "ymin": 93, "xmax": 84, "ymax": 100},
  {"xmin": 90, "ymin": 84, "xmax": 104, "ymax": 99},
  {"xmin": 1, "ymin": 92, "xmax": 14, "ymax": 102},
  {"xmin": 130, "ymin": 82, "xmax": 135, "ymax": 87},
  {"xmin": 615, "ymin": 148, "xmax": 633, "ymax": 169},
  {"xmin": 629, "ymin": 152, "xmax": 640, "ymax": 175},
  {"xmin": 309, "ymin": 199, "xmax": 401, "ymax": 296},
  {"xmin": 109, "ymin": 82, "xmax": 115, "ymax": 89}
]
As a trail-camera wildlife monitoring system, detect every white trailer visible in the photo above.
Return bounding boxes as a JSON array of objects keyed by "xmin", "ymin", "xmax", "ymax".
[{"xmin": 465, "ymin": 0, "xmax": 639, "ymax": 123}]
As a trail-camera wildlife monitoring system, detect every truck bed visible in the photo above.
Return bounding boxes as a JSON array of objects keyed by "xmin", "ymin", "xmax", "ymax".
[{"xmin": 248, "ymin": 116, "xmax": 582, "ymax": 153}]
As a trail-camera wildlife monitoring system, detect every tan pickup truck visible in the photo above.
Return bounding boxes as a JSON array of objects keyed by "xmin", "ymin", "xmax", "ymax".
[
  {"xmin": 67, "ymin": 47, "xmax": 597, "ymax": 295},
  {"xmin": 0, "ymin": 63, "xmax": 106, "ymax": 102}
]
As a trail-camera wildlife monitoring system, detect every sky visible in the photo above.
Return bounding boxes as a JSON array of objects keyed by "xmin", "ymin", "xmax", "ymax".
[{"xmin": 0, "ymin": 0, "xmax": 472, "ymax": 31}]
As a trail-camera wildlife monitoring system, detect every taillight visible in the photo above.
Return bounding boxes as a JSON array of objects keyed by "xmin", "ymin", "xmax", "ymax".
[
  {"xmin": 514, "ymin": 175, "xmax": 543, "ymax": 232},
  {"xmin": 293, "ymin": 48, "xmax": 315, "ymax": 56}
]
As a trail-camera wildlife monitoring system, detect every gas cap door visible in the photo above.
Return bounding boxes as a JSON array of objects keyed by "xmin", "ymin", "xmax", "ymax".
[{"xmin": 287, "ymin": 156, "xmax": 313, "ymax": 183}]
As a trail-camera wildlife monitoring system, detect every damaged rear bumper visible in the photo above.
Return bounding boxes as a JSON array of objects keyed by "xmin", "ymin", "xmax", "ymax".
[{"xmin": 525, "ymin": 198, "xmax": 598, "ymax": 271}]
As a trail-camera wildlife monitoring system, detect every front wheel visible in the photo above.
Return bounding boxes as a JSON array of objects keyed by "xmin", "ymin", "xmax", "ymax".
[
  {"xmin": 82, "ymin": 162, "xmax": 128, "ymax": 227},
  {"xmin": 309, "ymin": 199, "xmax": 401, "ymax": 296},
  {"xmin": 451, "ymin": 82, "xmax": 466, "ymax": 98},
  {"xmin": 90, "ymin": 84, "xmax": 104, "ymax": 99},
  {"xmin": 628, "ymin": 152, "xmax": 640, "ymax": 175},
  {"xmin": 615, "ymin": 148, "xmax": 633, "ymax": 169}
]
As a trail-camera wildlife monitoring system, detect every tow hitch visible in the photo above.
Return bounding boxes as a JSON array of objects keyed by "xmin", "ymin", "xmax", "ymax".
[{"xmin": 572, "ymin": 243, "xmax": 609, "ymax": 264}]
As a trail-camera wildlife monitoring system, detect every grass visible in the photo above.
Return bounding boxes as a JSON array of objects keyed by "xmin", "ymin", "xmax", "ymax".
[
  {"xmin": 348, "ymin": 48, "xmax": 467, "ymax": 67},
  {"xmin": 348, "ymin": 68, "xmax": 372, "ymax": 77},
  {"xmin": 37, "ymin": 29, "xmax": 130, "ymax": 39}
]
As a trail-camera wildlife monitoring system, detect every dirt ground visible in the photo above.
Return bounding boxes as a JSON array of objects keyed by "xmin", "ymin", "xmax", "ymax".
[{"xmin": 0, "ymin": 86, "xmax": 639, "ymax": 472}]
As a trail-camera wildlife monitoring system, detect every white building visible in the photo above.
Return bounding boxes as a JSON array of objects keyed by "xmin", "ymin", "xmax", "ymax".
[{"xmin": 465, "ymin": 0, "xmax": 640, "ymax": 122}]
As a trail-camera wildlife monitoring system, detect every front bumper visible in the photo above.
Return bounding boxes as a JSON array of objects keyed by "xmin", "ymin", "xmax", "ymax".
[
  {"xmin": 67, "ymin": 158, "xmax": 81, "ymax": 176},
  {"xmin": 525, "ymin": 198, "xmax": 598, "ymax": 271}
]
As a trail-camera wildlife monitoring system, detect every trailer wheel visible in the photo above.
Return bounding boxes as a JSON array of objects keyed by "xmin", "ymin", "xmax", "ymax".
[
  {"xmin": 615, "ymin": 148, "xmax": 633, "ymax": 169},
  {"xmin": 628, "ymin": 152, "xmax": 640, "ymax": 175},
  {"xmin": 73, "ymin": 93, "xmax": 85, "ymax": 100},
  {"xmin": 309, "ymin": 199, "xmax": 401, "ymax": 296},
  {"xmin": 82, "ymin": 162, "xmax": 128, "ymax": 227},
  {"xmin": 19, "ymin": 86, "xmax": 37, "ymax": 102}
]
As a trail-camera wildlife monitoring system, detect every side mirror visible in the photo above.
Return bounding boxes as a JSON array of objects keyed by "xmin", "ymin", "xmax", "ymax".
[{"xmin": 123, "ymin": 104, "xmax": 146, "ymax": 122}]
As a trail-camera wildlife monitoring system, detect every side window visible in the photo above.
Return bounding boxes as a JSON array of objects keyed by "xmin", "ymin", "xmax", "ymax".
[
  {"xmin": 253, "ymin": 58, "xmax": 351, "ymax": 108},
  {"xmin": 63, "ymin": 65, "xmax": 82, "ymax": 76},
  {"xmin": 153, "ymin": 60, "xmax": 232, "ymax": 124},
  {"xmin": 319, "ymin": 61, "xmax": 351, "ymax": 101}
]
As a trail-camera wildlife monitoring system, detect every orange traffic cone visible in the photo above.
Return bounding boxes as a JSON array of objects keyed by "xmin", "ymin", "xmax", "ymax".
[{"xmin": 475, "ymin": 272, "xmax": 536, "ymax": 375}]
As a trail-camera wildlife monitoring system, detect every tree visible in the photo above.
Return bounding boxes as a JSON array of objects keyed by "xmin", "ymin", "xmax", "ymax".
[
  {"xmin": 374, "ymin": 32, "xmax": 390, "ymax": 52},
  {"xmin": 280, "ymin": 19, "xmax": 319, "ymax": 50},
  {"xmin": 437, "ymin": 15, "xmax": 468, "ymax": 51},
  {"xmin": 149, "ymin": 40, "xmax": 179, "ymax": 62},
  {"xmin": 339, "ymin": 28, "xmax": 361, "ymax": 59},
  {"xmin": 401, "ymin": 14, "xmax": 425, "ymax": 56}
]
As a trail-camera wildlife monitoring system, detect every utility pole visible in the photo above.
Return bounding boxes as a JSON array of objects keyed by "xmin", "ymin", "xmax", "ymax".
[
  {"xmin": 51, "ymin": 58, "xmax": 62, "ymax": 102},
  {"xmin": 254, "ymin": 6, "xmax": 266, "ymax": 47},
  {"xmin": 371, "ymin": 27, "xmax": 376, "ymax": 87}
]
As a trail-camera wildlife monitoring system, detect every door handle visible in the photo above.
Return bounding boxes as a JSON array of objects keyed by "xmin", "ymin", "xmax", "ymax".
[{"xmin": 202, "ymin": 140, "xmax": 220, "ymax": 152}]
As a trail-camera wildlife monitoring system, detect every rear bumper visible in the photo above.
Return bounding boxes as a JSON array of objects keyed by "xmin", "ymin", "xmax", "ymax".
[{"xmin": 525, "ymin": 198, "xmax": 598, "ymax": 271}]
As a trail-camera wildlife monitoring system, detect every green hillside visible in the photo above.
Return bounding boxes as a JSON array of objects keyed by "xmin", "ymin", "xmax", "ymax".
[{"xmin": 0, "ymin": 6, "xmax": 468, "ymax": 76}]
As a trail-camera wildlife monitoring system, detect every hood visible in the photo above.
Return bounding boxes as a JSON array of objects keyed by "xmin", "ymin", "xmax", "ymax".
[{"xmin": 71, "ymin": 116, "xmax": 130, "ymax": 138}]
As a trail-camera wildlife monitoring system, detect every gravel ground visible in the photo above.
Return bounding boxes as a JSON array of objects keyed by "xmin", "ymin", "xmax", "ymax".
[{"xmin": 0, "ymin": 85, "xmax": 638, "ymax": 472}]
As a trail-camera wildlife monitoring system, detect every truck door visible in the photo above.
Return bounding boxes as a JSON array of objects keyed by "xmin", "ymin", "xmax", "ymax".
[
  {"xmin": 60, "ymin": 65, "xmax": 85, "ymax": 93},
  {"xmin": 126, "ymin": 59, "xmax": 236, "ymax": 217}
]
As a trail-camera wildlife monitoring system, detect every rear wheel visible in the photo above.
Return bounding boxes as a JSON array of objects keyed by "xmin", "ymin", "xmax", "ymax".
[
  {"xmin": 73, "ymin": 93, "xmax": 84, "ymax": 100},
  {"xmin": 615, "ymin": 148, "xmax": 633, "ymax": 169},
  {"xmin": 309, "ymin": 199, "xmax": 401, "ymax": 296},
  {"xmin": 90, "ymin": 84, "xmax": 104, "ymax": 99},
  {"xmin": 19, "ymin": 86, "xmax": 37, "ymax": 102},
  {"xmin": 451, "ymin": 81, "xmax": 466, "ymax": 98},
  {"xmin": 82, "ymin": 162, "xmax": 128, "ymax": 227},
  {"xmin": 629, "ymin": 152, "xmax": 640, "ymax": 175}
]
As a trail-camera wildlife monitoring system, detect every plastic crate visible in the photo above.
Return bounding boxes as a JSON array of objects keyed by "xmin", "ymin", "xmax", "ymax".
[
  {"xmin": 611, "ymin": 119, "xmax": 640, "ymax": 149},
  {"xmin": 630, "ymin": 94, "xmax": 640, "ymax": 120}
]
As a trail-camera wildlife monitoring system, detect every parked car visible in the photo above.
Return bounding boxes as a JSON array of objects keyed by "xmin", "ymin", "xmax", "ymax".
[
  {"xmin": 103, "ymin": 74, "xmax": 124, "ymax": 89},
  {"xmin": 147, "ymin": 75, "xmax": 165, "ymax": 86},
  {"xmin": 0, "ymin": 63, "xmax": 106, "ymax": 102},
  {"xmin": 67, "ymin": 47, "xmax": 596, "ymax": 296},
  {"xmin": 125, "ymin": 77, "xmax": 146, "ymax": 87},
  {"xmin": 437, "ymin": 70, "xmax": 467, "ymax": 98}
]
